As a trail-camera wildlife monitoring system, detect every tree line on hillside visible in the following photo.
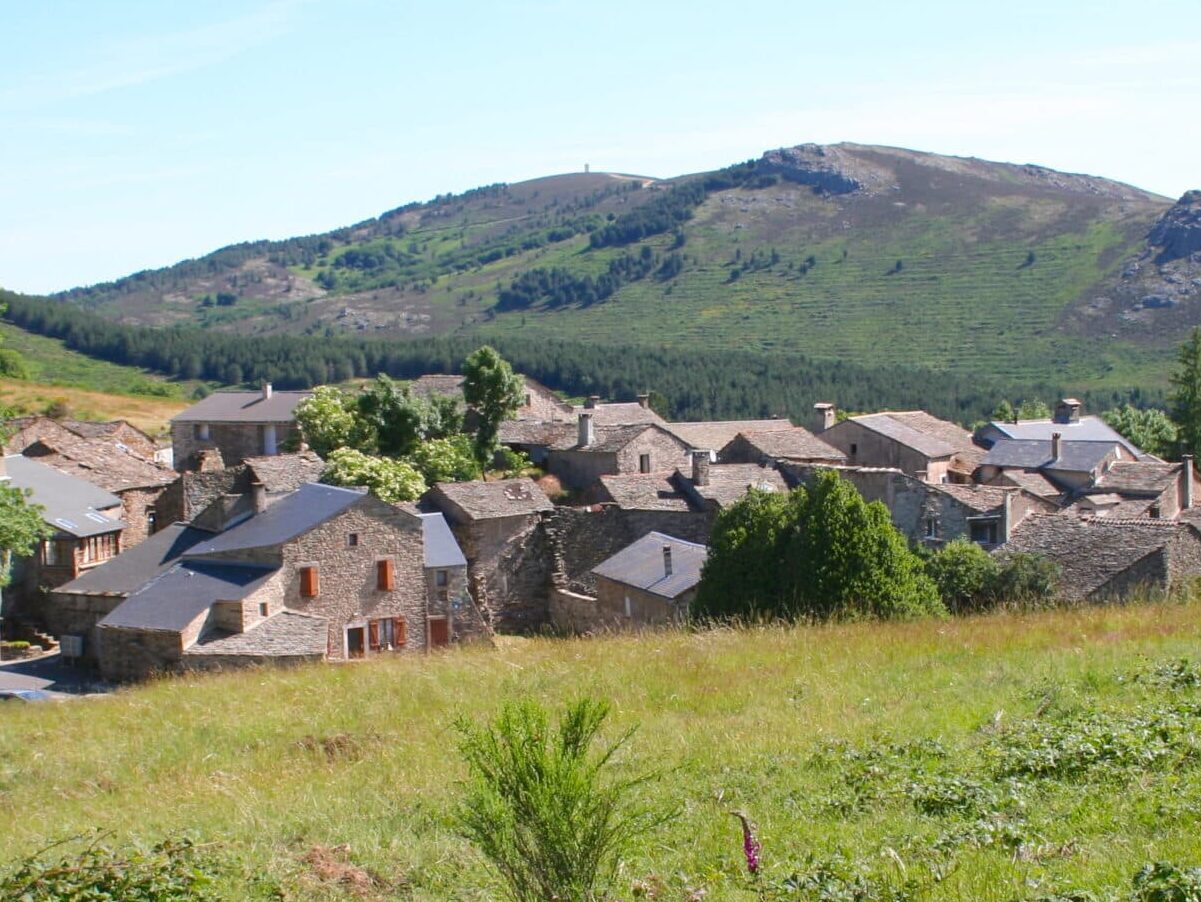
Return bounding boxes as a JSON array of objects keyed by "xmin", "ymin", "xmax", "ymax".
[{"xmin": 0, "ymin": 291, "xmax": 1164, "ymax": 427}]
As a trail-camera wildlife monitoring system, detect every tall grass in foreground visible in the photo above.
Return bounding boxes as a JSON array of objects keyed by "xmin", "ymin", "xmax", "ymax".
[{"xmin": 2, "ymin": 601, "xmax": 1201, "ymax": 899}]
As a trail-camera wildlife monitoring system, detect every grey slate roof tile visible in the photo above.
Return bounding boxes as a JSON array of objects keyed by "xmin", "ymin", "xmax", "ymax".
[
  {"xmin": 183, "ymin": 611, "xmax": 327, "ymax": 657},
  {"xmin": 669, "ymin": 419, "xmax": 794, "ymax": 451},
  {"xmin": 5, "ymin": 455, "xmax": 127, "ymax": 537},
  {"xmin": 418, "ymin": 512, "xmax": 467, "ymax": 567},
  {"xmin": 430, "ymin": 477, "xmax": 553, "ymax": 519},
  {"xmin": 986, "ymin": 415, "xmax": 1151, "ymax": 460},
  {"xmin": 185, "ymin": 483, "xmax": 365, "ymax": 555},
  {"xmin": 592, "ymin": 531, "xmax": 708, "ymax": 599},
  {"xmin": 54, "ymin": 523, "xmax": 210, "ymax": 597},
  {"xmin": 99, "ymin": 560, "xmax": 277, "ymax": 631},
  {"xmin": 172, "ymin": 390, "xmax": 312, "ymax": 423}
]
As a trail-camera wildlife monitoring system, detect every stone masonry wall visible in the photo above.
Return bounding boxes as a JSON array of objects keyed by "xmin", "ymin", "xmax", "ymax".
[
  {"xmin": 172, "ymin": 422, "xmax": 301, "ymax": 473},
  {"xmin": 1089, "ymin": 550, "xmax": 1170, "ymax": 602},
  {"xmin": 614, "ymin": 430, "xmax": 692, "ymax": 479},
  {"xmin": 548, "ymin": 450, "xmax": 619, "ymax": 491},
  {"xmin": 43, "ymin": 591, "xmax": 125, "ymax": 660},
  {"xmin": 1167, "ymin": 530, "xmax": 1201, "ymax": 593},
  {"xmin": 453, "ymin": 514, "xmax": 552, "ymax": 633},
  {"xmin": 118, "ymin": 485, "xmax": 168, "ymax": 547}
]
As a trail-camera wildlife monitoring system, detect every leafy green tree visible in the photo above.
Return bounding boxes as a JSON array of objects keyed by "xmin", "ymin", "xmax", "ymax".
[
  {"xmin": 1016, "ymin": 399, "xmax": 1051, "ymax": 420},
  {"xmin": 1102, "ymin": 405, "xmax": 1180, "ymax": 460},
  {"xmin": 462, "ymin": 346, "xmax": 523, "ymax": 464},
  {"xmin": 1171, "ymin": 327, "xmax": 1201, "ymax": 458},
  {"xmin": 0, "ymin": 484, "xmax": 52, "ymax": 590},
  {"xmin": 991, "ymin": 399, "xmax": 1016, "ymax": 422},
  {"xmin": 926, "ymin": 540, "xmax": 1000, "ymax": 614},
  {"xmin": 695, "ymin": 471, "xmax": 943, "ymax": 622},
  {"xmin": 991, "ymin": 552, "xmax": 1059, "ymax": 604},
  {"xmin": 421, "ymin": 393, "xmax": 465, "ymax": 440},
  {"xmin": 0, "ymin": 349, "xmax": 31, "ymax": 380},
  {"xmin": 454, "ymin": 697, "xmax": 663, "ymax": 902},
  {"xmin": 319, "ymin": 447, "xmax": 426, "ymax": 502},
  {"xmin": 409, "ymin": 435, "xmax": 481, "ymax": 485},
  {"xmin": 295, "ymin": 386, "xmax": 377, "ymax": 457},
  {"xmin": 356, "ymin": 374, "xmax": 425, "ymax": 457}
]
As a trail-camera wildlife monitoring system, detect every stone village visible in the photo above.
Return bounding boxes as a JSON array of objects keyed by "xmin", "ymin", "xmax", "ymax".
[{"xmin": 2, "ymin": 377, "xmax": 1199, "ymax": 683}]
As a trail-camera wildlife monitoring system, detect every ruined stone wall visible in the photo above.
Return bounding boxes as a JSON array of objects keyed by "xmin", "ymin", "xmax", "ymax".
[
  {"xmin": 546, "ymin": 505, "xmax": 711, "ymax": 596},
  {"xmin": 182, "ymin": 652, "xmax": 322, "ymax": 674},
  {"xmin": 279, "ymin": 500, "xmax": 429, "ymax": 658},
  {"xmin": 117, "ymin": 485, "xmax": 168, "ymax": 547},
  {"xmin": 1167, "ymin": 531, "xmax": 1201, "ymax": 593},
  {"xmin": 453, "ymin": 514, "xmax": 552, "ymax": 633}
]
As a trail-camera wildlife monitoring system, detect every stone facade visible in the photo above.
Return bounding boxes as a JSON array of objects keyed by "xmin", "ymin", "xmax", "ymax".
[
  {"xmin": 594, "ymin": 577, "xmax": 692, "ymax": 627},
  {"xmin": 819, "ymin": 419, "xmax": 953, "ymax": 482},
  {"xmin": 117, "ymin": 485, "xmax": 168, "ymax": 547},
  {"xmin": 155, "ymin": 467, "xmax": 253, "ymax": 525},
  {"xmin": 172, "ymin": 421, "xmax": 302, "ymax": 473},
  {"xmin": 449, "ymin": 513, "xmax": 552, "ymax": 632},
  {"xmin": 548, "ymin": 426, "xmax": 692, "ymax": 491}
]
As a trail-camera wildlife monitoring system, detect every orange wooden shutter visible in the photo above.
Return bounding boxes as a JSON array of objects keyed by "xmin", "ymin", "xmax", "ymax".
[
  {"xmin": 393, "ymin": 617, "xmax": 407, "ymax": 647},
  {"xmin": 300, "ymin": 565, "xmax": 319, "ymax": 597},
  {"xmin": 377, "ymin": 558, "xmax": 395, "ymax": 591},
  {"xmin": 368, "ymin": 620, "xmax": 381, "ymax": 651}
]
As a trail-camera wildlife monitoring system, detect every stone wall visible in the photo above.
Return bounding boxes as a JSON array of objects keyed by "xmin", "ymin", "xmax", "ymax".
[
  {"xmin": 1089, "ymin": 549, "xmax": 1169, "ymax": 602},
  {"xmin": 548, "ymin": 450, "xmax": 619, "ymax": 491},
  {"xmin": 614, "ymin": 430, "xmax": 692, "ymax": 479},
  {"xmin": 155, "ymin": 466, "xmax": 251, "ymax": 525},
  {"xmin": 172, "ymin": 422, "xmax": 301, "ymax": 473},
  {"xmin": 97, "ymin": 611, "xmax": 205, "ymax": 682},
  {"xmin": 425, "ymin": 563, "xmax": 488, "ymax": 642},
  {"xmin": 548, "ymin": 587, "xmax": 609, "ymax": 633},
  {"xmin": 452, "ymin": 513, "xmax": 552, "ymax": 632},
  {"xmin": 1167, "ymin": 530, "xmax": 1201, "ymax": 593},
  {"xmin": 595, "ymin": 577, "xmax": 689, "ymax": 626},
  {"xmin": 182, "ymin": 652, "xmax": 323, "ymax": 674},
  {"xmin": 118, "ymin": 485, "xmax": 168, "ymax": 547},
  {"xmin": 819, "ymin": 420, "xmax": 945, "ymax": 479},
  {"xmin": 43, "ymin": 590, "xmax": 125, "ymax": 660}
]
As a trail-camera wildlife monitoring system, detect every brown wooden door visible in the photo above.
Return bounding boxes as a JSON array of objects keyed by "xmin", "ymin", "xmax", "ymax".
[{"xmin": 428, "ymin": 617, "xmax": 450, "ymax": 648}]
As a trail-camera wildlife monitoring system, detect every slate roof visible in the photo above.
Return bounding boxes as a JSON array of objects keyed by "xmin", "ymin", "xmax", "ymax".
[
  {"xmin": 982, "ymin": 439, "xmax": 1121, "ymax": 474},
  {"xmin": 185, "ymin": 483, "xmax": 365, "ymax": 555},
  {"xmin": 4, "ymin": 455, "xmax": 127, "ymax": 538},
  {"xmin": 171, "ymin": 390, "xmax": 312, "ymax": 423},
  {"xmin": 430, "ymin": 477, "xmax": 553, "ymax": 519},
  {"xmin": 407, "ymin": 374, "xmax": 466, "ymax": 399},
  {"xmin": 1065, "ymin": 495, "xmax": 1155, "ymax": 519},
  {"xmin": 669, "ymin": 419, "xmax": 793, "ymax": 451},
  {"xmin": 931, "ymin": 483, "xmax": 1011, "ymax": 514},
  {"xmin": 54, "ymin": 523, "xmax": 211, "ymax": 597},
  {"xmin": 985, "ymin": 415, "xmax": 1151, "ymax": 460},
  {"xmin": 992, "ymin": 469, "xmax": 1064, "ymax": 500},
  {"xmin": 498, "ymin": 420, "xmax": 573, "ymax": 446},
  {"xmin": 418, "ymin": 512, "xmax": 467, "ymax": 568},
  {"xmin": 244, "ymin": 451, "xmax": 326, "ymax": 494},
  {"xmin": 847, "ymin": 412, "xmax": 966, "ymax": 458},
  {"xmin": 999, "ymin": 515, "xmax": 1197, "ymax": 600},
  {"xmin": 592, "ymin": 532, "xmax": 708, "ymax": 599},
  {"xmin": 549, "ymin": 423, "xmax": 670, "ymax": 453},
  {"xmin": 689, "ymin": 463, "xmax": 789, "ymax": 508},
  {"xmin": 725, "ymin": 428, "xmax": 846, "ymax": 462},
  {"xmin": 20, "ymin": 433, "xmax": 174, "ymax": 491},
  {"xmin": 183, "ymin": 611, "xmax": 328, "ymax": 658},
  {"xmin": 571, "ymin": 402, "xmax": 667, "ymax": 427},
  {"xmin": 1093, "ymin": 461, "xmax": 1181, "ymax": 495},
  {"xmin": 99, "ymin": 560, "xmax": 277, "ymax": 631},
  {"xmin": 596, "ymin": 474, "xmax": 693, "ymax": 512}
]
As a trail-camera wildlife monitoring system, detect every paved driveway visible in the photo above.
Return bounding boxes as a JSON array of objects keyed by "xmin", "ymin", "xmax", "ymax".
[{"xmin": 0, "ymin": 653, "xmax": 110, "ymax": 695}]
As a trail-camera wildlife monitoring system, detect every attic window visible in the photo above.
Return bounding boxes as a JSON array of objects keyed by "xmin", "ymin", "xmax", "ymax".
[{"xmin": 347, "ymin": 533, "xmax": 359, "ymax": 547}]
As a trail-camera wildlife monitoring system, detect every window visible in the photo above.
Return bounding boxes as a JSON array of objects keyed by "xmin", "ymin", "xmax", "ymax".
[
  {"xmin": 259, "ymin": 602, "xmax": 269, "ymax": 617},
  {"xmin": 639, "ymin": 453, "xmax": 651, "ymax": 474},
  {"xmin": 147, "ymin": 508, "xmax": 157, "ymax": 535},
  {"xmin": 300, "ymin": 565, "xmax": 319, "ymax": 597},
  {"xmin": 347, "ymin": 533, "xmax": 359, "ymax": 547},
  {"xmin": 925, "ymin": 517, "xmax": 937, "ymax": 539},
  {"xmin": 969, "ymin": 521, "xmax": 999, "ymax": 546},
  {"xmin": 81, "ymin": 533, "xmax": 118, "ymax": 565},
  {"xmin": 377, "ymin": 558, "xmax": 395, "ymax": 591},
  {"xmin": 42, "ymin": 539, "xmax": 66, "ymax": 567},
  {"xmin": 193, "ymin": 423, "xmax": 210, "ymax": 441},
  {"xmin": 435, "ymin": 569, "xmax": 449, "ymax": 587},
  {"xmin": 369, "ymin": 617, "xmax": 406, "ymax": 651},
  {"xmin": 850, "ymin": 443, "xmax": 858, "ymax": 457}
]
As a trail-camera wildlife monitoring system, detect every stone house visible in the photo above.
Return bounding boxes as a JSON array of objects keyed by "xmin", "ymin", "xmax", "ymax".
[
  {"xmin": 170, "ymin": 383, "xmax": 311, "ymax": 472},
  {"xmin": 674, "ymin": 454, "xmax": 791, "ymax": 512},
  {"xmin": 978, "ymin": 437, "xmax": 1132, "ymax": 493},
  {"xmin": 2, "ymin": 455, "xmax": 127, "ymax": 631},
  {"xmin": 998, "ymin": 515, "xmax": 1201, "ymax": 602},
  {"xmin": 153, "ymin": 451, "xmax": 324, "ymax": 526},
  {"xmin": 976, "ymin": 398, "xmax": 1154, "ymax": 461},
  {"xmin": 546, "ymin": 416, "xmax": 692, "ymax": 491},
  {"xmin": 422, "ymin": 477, "xmax": 554, "ymax": 632},
  {"xmin": 573, "ymin": 395, "xmax": 667, "ymax": 427},
  {"xmin": 1063, "ymin": 458, "xmax": 1196, "ymax": 520},
  {"xmin": 719, "ymin": 428, "xmax": 846, "ymax": 466},
  {"xmin": 816, "ymin": 407, "xmax": 983, "ymax": 483},
  {"xmin": 92, "ymin": 483, "xmax": 476, "ymax": 681}
]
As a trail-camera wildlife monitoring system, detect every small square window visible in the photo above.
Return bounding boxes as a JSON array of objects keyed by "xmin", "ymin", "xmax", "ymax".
[
  {"xmin": 435, "ymin": 569, "xmax": 449, "ymax": 587},
  {"xmin": 639, "ymin": 453, "xmax": 651, "ymax": 474},
  {"xmin": 259, "ymin": 602, "xmax": 269, "ymax": 617},
  {"xmin": 850, "ymin": 443, "xmax": 858, "ymax": 456},
  {"xmin": 347, "ymin": 533, "xmax": 359, "ymax": 547}
]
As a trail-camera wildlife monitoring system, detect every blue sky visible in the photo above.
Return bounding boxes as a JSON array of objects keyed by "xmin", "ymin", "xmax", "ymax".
[{"xmin": 2, "ymin": 0, "xmax": 1198, "ymax": 293}]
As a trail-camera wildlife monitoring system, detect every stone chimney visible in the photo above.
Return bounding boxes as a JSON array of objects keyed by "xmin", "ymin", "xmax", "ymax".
[
  {"xmin": 1184, "ymin": 454, "xmax": 1195, "ymax": 510},
  {"xmin": 585, "ymin": 395, "xmax": 600, "ymax": 410},
  {"xmin": 691, "ymin": 450, "xmax": 711, "ymax": 486},
  {"xmin": 813, "ymin": 402, "xmax": 836, "ymax": 433},
  {"xmin": 578, "ymin": 412, "xmax": 594, "ymax": 447},
  {"xmin": 1053, "ymin": 398, "xmax": 1081, "ymax": 424},
  {"xmin": 637, "ymin": 393, "xmax": 651, "ymax": 409},
  {"xmin": 663, "ymin": 544, "xmax": 673, "ymax": 577},
  {"xmin": 1050, "ymin": 432, "xmax": 1063, "ymax": 461},
  {"xmin": 1001, "ymin": 489, "xmax": 1014, "ymax": 544},
  {"xmin": 262, "ymin": 381, "xmax": 273, "ymax": 401},
  {"xmin": 251, "ymin": 481, "xmax": 267, "ymax": 514}
]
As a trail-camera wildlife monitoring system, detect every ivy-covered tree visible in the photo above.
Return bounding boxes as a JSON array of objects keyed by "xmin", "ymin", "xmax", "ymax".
[
  {"xmin": 320, "ymin": 448, "xmax": 427, "ymax": 503},
  {"xmin": 1102, "ymin": 405, "xmax": 1179, "ymax": 460},
  {"xmin": 462, "ymin": 346, "xmax": 523, "ymax": 464},
  {"xmin": 694, "ymin": 471, "xmax": 943, "ymax": 622},
  {"xmin": 1171, "ymin": 327, "xmax": 1201, "ymax": 458}
]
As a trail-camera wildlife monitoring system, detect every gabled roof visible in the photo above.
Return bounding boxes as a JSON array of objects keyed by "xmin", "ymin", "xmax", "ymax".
[
  {"xmin": 183, "ymin": 611, "xmax": 328, "ymax": 658},
  {"xmin": 931, "ymin": 483, "xmax": 1011, "ymax": 514},
  {"xmin": 983, "ymin": 415, "xmax": 1151, "ymax": 460},
  {"xmin": 4, "ymin": 455, "xmax": 126, "ymax": 538},
  {"xmin": 596, "ymin": 474, "xmax": 693, "ymax": 512},
  {"xmin": 725, "ymin": 428, "xmax": 846, "ymax": 463},
  {"xmin": 669, "ymin": 419, "xmax": 793, "ymax": 451},
  {"xmin": 20, "ymin": 433, "xmax": 174, "ymax": 492},
  {"xmin": 686, "ymin": 463, "xmax": 789, "ymax": 508},
  {"xmin": 185, "ymin": 483, "xmax": 365, "ymax": 555},
  {"xmin": 550, "ymin": 423, "xmax": 682, "ymax": 453},
  {"xmin": 592, "ymin": 531, "xmax": 708, "ymax": 599},
  {"xmin": 171, "ymin": 390, "xmax": 312, "ymax": 424},
  {"xmin": 407, "ymin": 374, "xmax": 466, "ymax": 399},
  {"xmin": 418, "ymin": 512, "xmax": 467, "ymax": 568},
  {"xmin": 1092, "ymin": 461, "xmax": 1182, "ymax": 496},
  {"xmin": 99, "ymin": 560, "xmax": 277, "ymax": 632},
  {"xmin": 54, "ymin": 523, "xmax": 211, "ymax": 597},
  {"xmin": 571, "ymin": 402, "xmax": 667, "ymax": 427},
  {"xmin": 991, "ymin": 468, "xmax": 1064, "ymax": 501},
  {"xmin": 999, "ymin": 514, "xmax": 1198, "ymax": 599},
  {"xmin": 244, "ymin": 451, "xmax": 326, "ymax": 494},
  {"xmin": 429, "ymin": 477, "xmax": 553, "ymax": 520},
  {"xmin": 498, "ymin": 420, "xmax": 573, "ymax": 446},
  {"xmin": 982, "ymin": 439, "xmax": 1121, "ymax": 473},
  {"xmin": 844, "ymin": 411, "xmax": 972, "ymax": 459}
]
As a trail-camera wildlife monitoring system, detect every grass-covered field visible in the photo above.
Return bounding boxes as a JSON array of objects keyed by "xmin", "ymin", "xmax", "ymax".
[
  {"xmin": 3, "ymin": 601, "xmax": 1201, "ymax": 899},
  {"xmin": 0, "ymin": 378, "xmax": 187, "ymax": 436}
]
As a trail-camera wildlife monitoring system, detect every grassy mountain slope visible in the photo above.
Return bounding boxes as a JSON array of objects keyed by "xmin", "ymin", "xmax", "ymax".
[
  {"xmin": 3, "ymin": 603, "xmax": 1201, "ymax": 899},
  {"xmin": 50, "ymin": 144, "xmax": 1195, "ymax": 393}
]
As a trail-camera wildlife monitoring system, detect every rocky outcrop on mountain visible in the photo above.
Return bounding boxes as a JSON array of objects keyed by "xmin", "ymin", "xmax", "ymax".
[
  {"xmin": 759, "ymin": 144, "xmax": 897, "ymax": 196},
  {"xmin": 1149, "ymin": 190, "xmax": 1201, "ymax": 263}
]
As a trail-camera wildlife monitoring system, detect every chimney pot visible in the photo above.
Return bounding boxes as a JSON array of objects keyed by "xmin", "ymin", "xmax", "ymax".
[
  {"xmin": 585, "ymin": 395, "xmax": 600, "ymax": 410},
  {"xmin": 251, "ymin": 481, "xmax": 267, "ymax": 513},
  {"xmin": 813, "ymin": 402, "xmax": 836, "ymax": 433},
  {"xmin": 691, "ymin": 450, "xmax": 711, "ymax": 486},
  {"xmin": 1051, "ymin": 431, "xmax": 1062, "ymax": 461},
  {"xmin": 578, "ymin": 412, "xmax": 594, "ymax": 447},
  {"xmin": 637, "ymin": 393, "xmax": 651, "ymax": 410},
  {"xmin": 262, "ymin": 381, "xmax": 273, "ymax": 401},
  {"xmin": 662, "ymin": 544, "xmax": 673, "ymax": 577}
]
